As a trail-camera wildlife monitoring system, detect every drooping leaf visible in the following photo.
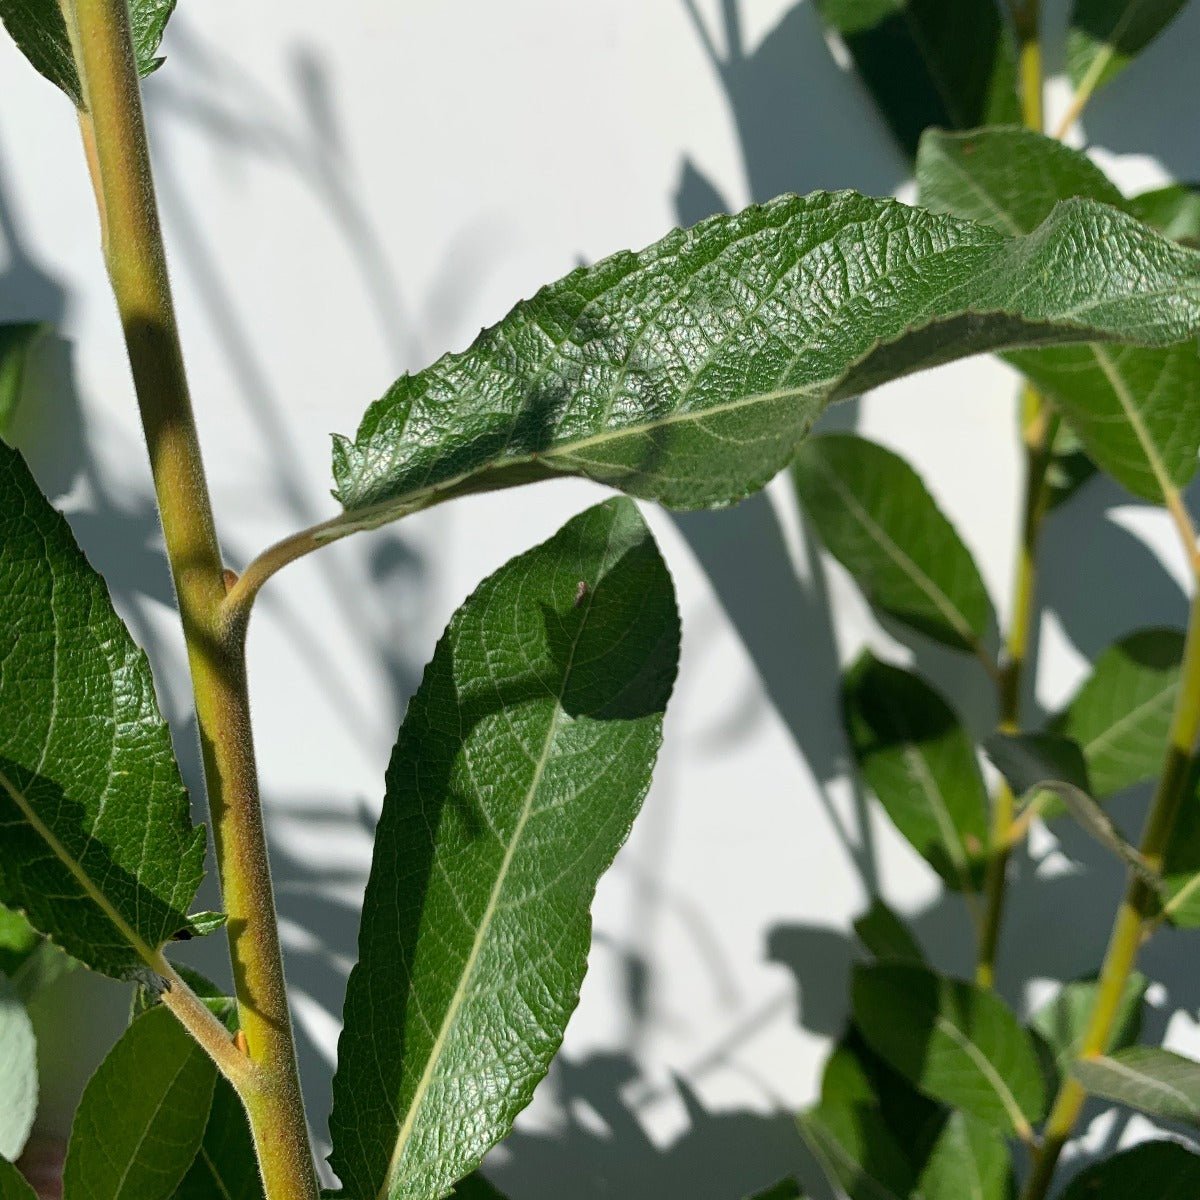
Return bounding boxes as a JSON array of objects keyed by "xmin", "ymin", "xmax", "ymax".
[
  {"xmin": 1066, "ymin": 0, "xmax": 1190, "ymax": 97},
  {"xmin": 853, "ymin": 898, "xmax": 925, "ymax": 964},
  {"xmin": 0, "ymin": 1159, "xmax": 36, "ymax": 1200},
  {"xmin": 328, "ymin": 498, "xmax": 680, "ymax": 1200},
  {"xmin": 852, "ymin": 962, "xmax": 1046, "ymax": 1135},
  {"xmin": 331, "ymin": 192, "xmax": 1200, "ymax": 534},
  {"xmin": 794, "ymin": 434, "xmax": 993, "ymax": 654},
  {"xmin": 916, "ymin": 1110, "xmax": 1012, "ymax": 1200},
  {"xmin": 0, "ymin": 442, "xmax": 207, "ymax": 980},
  {"xmin": 0, "ymin": 0, "xmax": 178, "ymax": 107},
  {"xmin": 815, "ymin": 0, "xmax": 1019, "ymax": 159},
  {"xmin": 0, "ymin": 978, "xmax": 36, "ymax": 1162},
  {"xmin": 63, "ymin": 1006, "xmax": 217, "ymax": 1200},
  {"xmin": 1074, "ymin": 1046, "xmax": 1200, "ymax": 1125},
  {"xmin": 916, "ymin": 126, "xmax": 1200, "ymax": 505},
  {"xmin": 0, "ymin": 324, "xmax": 45, "ymax": 443},
  {"xmin": 1129, "ymin": 184, "xmax": 1200, "ymax": 246},
  {"xmin": 1060, "ymin": 1140, "xmax": 1200, "ymax": 1198},
  {"xmin": 843, "ymin": 655, "xmax": 989, "ymax": 892},
  {"xmin": 1054, "ymin": 629, "xmax": 1185, "ymax": 798},
  {"xmin": 797, "ymin": 1102, "xmax": 913, "ymax": 1200}
]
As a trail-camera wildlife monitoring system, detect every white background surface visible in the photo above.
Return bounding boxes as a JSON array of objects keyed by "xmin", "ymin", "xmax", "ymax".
[{"xmin": 4, "ymin": 1, "xmax": 1200, "ymax": 1194}]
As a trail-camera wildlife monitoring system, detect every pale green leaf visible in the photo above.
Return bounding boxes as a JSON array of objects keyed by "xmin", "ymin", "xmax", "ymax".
[
  {"xmin": 64, "ymin": 1006, "xmax": 217, "ymax": 1200},
  {"xmin": 815, "ymin": 0, "xmax": 1019, "ymax": 158},
  {"xmin": 0, "ymin": 978, "xmax": 36, "ymax": 1162},
  {"xmin": 331, "ymin": 192, "xmax": 1200, "ymax": 532},
  {"xmin": 1061, "ymin": 1141, "xmax": 1200, "ymax": 1198},
  {"xmin": 1162, "ymin": 765, "xmax": 1200, "ymax": 925},
  {"xmin": 1073, "ymin": 1046, "xmax": 1200, "ymax": 1124},
  {"xmin": 0, "ymin": 1159, "xmax": 36, "ymax": 1200},
  {"xmin": 916, "ymin": 1110, "xmax": 1012, "ymax": 1200},
  {"xmin": 328, "ymin": 498, "xmax": 680, "ymax": 1200},
  {"xmin": 0, "ymin": 324, "xmax": 45, "ymax": 443},
  {"xmin": 794, "ymin": 434, "xmax": 993, "ymax": 653},
  {"xmin": 852, "ymin": 963, "xmax": 1046, "ymax": 1134},
  {"xmin": 0, "ymin": 442, "xmax": 207, "ymax": 979},
  {"xmin": 843, "ymin": 655, "xmax": 989, "ymax": 892},
  {"xmin": 1067, "ymin": 0, "xmax": 1190, "ymax": 96},
  {"xmin": 853, "ymin": 898, "xmax": 925, "ymax": 964},
  {"xmin": 1129, "ymin": 184, "xmax": 1200, "ymax": 246}
]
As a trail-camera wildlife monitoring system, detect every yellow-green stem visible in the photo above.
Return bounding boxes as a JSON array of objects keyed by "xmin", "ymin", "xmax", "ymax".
[
  {"xmin": 66, "ymin": 2, "xmax": 317, "ymax": 1196},
  {"xmin": 1021, "ymin": 587, "xmax": 1200, "ymax": 1200}
]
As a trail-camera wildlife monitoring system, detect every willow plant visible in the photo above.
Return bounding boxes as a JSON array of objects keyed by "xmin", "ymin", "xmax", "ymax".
[{"xmin": 0, "ymin": 1, "xmax": 1199, "ymax": 1199}]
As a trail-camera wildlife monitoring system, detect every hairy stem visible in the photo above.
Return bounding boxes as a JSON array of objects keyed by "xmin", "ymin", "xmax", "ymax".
[{"xmin": 66, "ymin": 1, "xmax": 317, "ymax": 1195}]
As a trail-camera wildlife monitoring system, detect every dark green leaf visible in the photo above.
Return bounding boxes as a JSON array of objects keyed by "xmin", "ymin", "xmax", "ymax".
[
  {"xmin": 745, "ymin": 1181, "xmax": 803, "ymax": 1200},
  {"xmin": 1066, "ymin": 0, "xmax": 1189, "ymax": 96},
  {"xmin": 1054, "ymin": 629, "xmax": 1185, "ymax": 798},
  {"xmin": 0, "ymin": 324, "xmax": 45, "ymax": 443},
  {"xmin": 794, "ymin": 434, "xmax": 993, "ymax": 653},
  {"xmin": 0, "ymin": 0, "xmax": 177, "ymax": 106},
  {"xmin": 1163, "ymin": 764, "xmax": 1200, "ymax": 925},
  {"xmin": 0, "ymin": 1159, "xmax": 36, "ymax": 1200},
  {"xmin": 0, "ymin": 442, "xmax": 206, "ymax": 980},
  {"xmin": 853, "ymin": 899, "xmax": 925, "ymax": 964},
  {"xmin": 843, "ymin": 655, "xmax": 989, "ymax": 892},
  {"xmin": 1045, "ymin": 419, "xmax": 1099, "ymax": 510},
  {"xmin": 0, "ymin": 978, "xmax": 36, "ymax": 1161},
  {"xmin": 331, "ymin": 192, "xmax": 1200, "ymax": 532},
  {"xmin": 916, "ymin": 1110, "xmax": 1012, "ymax": 1200},
  {"xmin": 1129, "ymin": 184, "xmax": 1200, "ymax": 247},
  {"xmin": 1074, "ymin": 1046, "xmax": 1200, "ymax": 1124},
  {"xmin": 852, "ymin": 963, "xmax": 1046, "ymax": 1134},
  {"xmin": 816, "ymin": 0, "xmax": 1019, "ymax": 158},
  {"xmin": 63, "ymin": 1006, "xmax": 217, "ymax": 1200},
  {"xmin": 328, "ymin": 498, "xmax": 680, "ymax": 1200},
  {"xmin": 174, "ymin": 1077, "xmax": 263, "ymax": 1200},
  {"xmin": 448, "ymin": 1177, "xmax": 509, "ymax": 1200},
  {"xmin": 1060, "ymin": 1140, "xmax": 1200, "ymax": 1198},
  {"xmin": 797, "ymin": 1101, "xmax": 913, "ymax": 1200}
]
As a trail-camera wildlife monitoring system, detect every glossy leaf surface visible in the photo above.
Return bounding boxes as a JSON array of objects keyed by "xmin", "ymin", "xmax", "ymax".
[
  {"xmin": 0, "ymin": 979, "xmax": 35, "ymax": 1161},
  {"xmin": 329, "ymin": 498, "xmax": 680, "ymax": 1200},
  {"xmin": 0, "ymin": 443, "xmax": 206, "ymax": 979},
  {"xmin": 332, "ymin": 191, "xmax": 1200, "ymax": 529},
  {"xmin": 843, "ymin": 655, "xmax": 988, "ymax": 892},
  {"xmin": 853, "ymin": 963, "xmax": 1046, "ymax": 1134},
  {"xmin": 1066, "ymin": 0, "xmax": 1189, "ymax": 96},
  {"xmin": 1060, "ymin": 1141, "xmax": 1200, "ymax": 1198},
  {"xmin": 794, "ymin": 434, "xmax": 993, "ymax": 653}
]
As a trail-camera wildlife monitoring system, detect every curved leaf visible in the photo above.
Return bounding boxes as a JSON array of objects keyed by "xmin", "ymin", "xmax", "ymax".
[
  {"xmin": 798, "ymin": 1101, "xmax": 912, "ymax": 1200},
  {"xmin": 1061, "ymin": 1141, "xmax": 1200, "ymax": 1198},
  {"xmin": 794, "ymin": 434, "xmax": 993, "ymax": 653},
  {"xmin": 0, "ymin": 979, "xmax": 35, "ymax": 1162},
  {"xmin": 63, "ymin": 1006, "xmax": 217, "ymax": 1200},
  {"xmin": 1130, "ymin": 184, "xmax": 1200, "ymax": 246},
  {"xmin": 1067, "ymin": 0, "xmax": 1189, "ymax": 96},
  {"xmin": 331, "ymin": 191, "xmax": 1200, "ymax": 531},
  {"xmin": 853, "ymin": 899, "xmax": 925, "ymax": 964},
  {"xmin": 852, "ymin": 963, "xmax": 1046, "ymax": 1135},
  {"xmin": 843, "ymin": 655, "xmax": 989, "ymax": 892},
  {"xmin": 328, "ymin": 498, "xmax": 680, "ymax": 1200},
  {"xmin": 0, "ymin": 443, "xmax": 206, "ymax": 980},
  {"xmin": 916, "ymin": 1110, "xmax": 1011, "ymax": 1200},
  {"xmin": 1073, "ymin": 1046, "xmax": 1200, "ymax": 1124}
]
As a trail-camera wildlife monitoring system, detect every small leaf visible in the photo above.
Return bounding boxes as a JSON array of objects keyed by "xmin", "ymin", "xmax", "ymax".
[
  {"xmin": 794, "ymin": 435, "xmax": 993, "ymax": 653},
  {"xmin": 1073, "ymin": 1046, "xmax": 1200, "ymax": 1125},
  {"xmin": 177, "ymin": 911, "xmax": 227, "ymax": 939},
  {"xmin": 1067, "ymin": 0, "xmax": 1189, "ymax": 96},
  {"xmin": 852, "ymin": 963, "xmax": 1046, "ymax": 1135},
  {"xmin": 332, "ymin": 192, "xmax": 1200, "ymax": 533},
  {"xmin": 916, "ymin": 1110, "xmax": 1012, "ymax": 1200},
  {"xmin": 0, "ymin": 909, "xmax": 38, "ymax": 979},
  {"xmin": 816, "ymin": 0, "xmax": 1019, "ymax": 158},
  {"xmin": 853, "ymin": 899, "xmax": 925, "ymax": 964},
  {"xmin": 1054, "ymin": 629, "xmax": 1185, "ymax": 798},
  {"xmin": 0, "ymin": 443, "xmax": 206, "ymax": 980},
  {"xmin": 843, "ymin": 655, "xmax": 989, "ymax": 892},
  {"xmin": 0, "ymin": 978, "xmax": 36, "ymax": 1161},
  {"xmin": 0, "ymin": 0, "xmax": 178, "ymax": 106},
  {"xmin": 797, "ymin": 1102, "xmax": 913, "ymax": 1200},
  {"xmin": 1060, "ymin": 1140, "xmax": 1200, "ymax": 1198},
  {"xmin": 64, "ymin": 1006, "xmax": 217, "ymax": 1200},
  {"xmin": 0, "ymin": 324, "xmax": 45, "ymax": 443},
  {"xmin": 0, "ymin": 1159, "xmax": 36, "ymax": 1200},
  {"xmin": 1129, "ymin": 184, "xmax": 1200, "ymax": 247},
  {"xmin": 328, "ymin": 498, "xmax": 680, "ymax": 1200}
]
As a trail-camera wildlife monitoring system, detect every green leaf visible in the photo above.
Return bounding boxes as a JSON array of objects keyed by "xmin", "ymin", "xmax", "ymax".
[
  {"xmin": 915, "ymin": 1110, "xmax": 1012, "ymax": 1200},
  {"xmin": 448, "ymin": 1177, "xmax": 509, "ymax": 1200},
  {"xmin": 0, "ymin": 909, "xmax": 38, "ymax": 979},
  {"xmin": 174, "ymin": 1077, "xmax": 263, "ymax": 1200},
  {"xmin": 0, "ymin": 443, "xmax": 206, "ymax": 980},
  {"xmin": 64, "ymin": 1006, "xmax": 217, "ymax": 1200},
  {"xmin": 1045, "ymin": 419, "xmax": 1099, "ymax": 510},
  {"xmin": 916, "ymin": 126, "xmax": 1200, "ymax": 505},
  {"xmin": 331, "ymin": 191, "xmax": 1200, "ymax": 532},
  {"xmin": 0, "ymin": 0, "xmax": 177, "ymax": 106},
  {"xmin": 0, "ymin": 324, "xmax": 45, "ymax": 443},
  {"xmin": 1054, "ymin": 629, "xmax": 1185, "ymax": 798},
  {"xmin": 745, "ymin": 1181, "xmax": 803, "ymax": 1200},
  {"xmin": 0, "ymin": 978, "xmax": 36, "ymax": 1162},
  {"xmin": 1060, "ymin": 1140, "xmax": 1200, "ymax": 1198},
  {"xmin": 797, "ymin": 1101, "xmax": 913, "ymax": 1200},
  {"xmin": 852, "ymin": 962, "xmax": 1046, "ymax": 1135},
  {"xmin": 793, "ymin": 434, "xmax": 993, "ymax": 653},
  {"xmin": 1129, "ymin": 184, "xmax": 1200, "ymax": 247},
  {"xmin": 1162, "ymin": 765, "xmax": 1200, "ymax": 925},
  {"xmin": 843, "ymin": 655, "xmax": 989, "ymax": 892},
  {"xmin": 815, "ymin": 0, "xmax": 1019, "ymax": 159},
  {"xmin": 1073, "ymin": 1046, "xmax": 1200, "ymax": 1124},
  {"xmin": 328, "ymin": 498, "xmax": 680, "ymax": 1200},
  {"xmin": 0, "ymin": 1159, "xmax": 36, "ymax": 1200},
  {"xmin": 1066, "ymin": 0, "xmax": 1189, "ymax": 96},
  {"xmin": 853, "ymin": 898, "xmax": 925, "ymax": 964}
]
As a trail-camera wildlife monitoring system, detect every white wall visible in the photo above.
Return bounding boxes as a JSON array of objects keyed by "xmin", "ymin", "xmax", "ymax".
[{"xmin": 4, "ymin": 1, "xmax": 1200, "ymax": 1195}]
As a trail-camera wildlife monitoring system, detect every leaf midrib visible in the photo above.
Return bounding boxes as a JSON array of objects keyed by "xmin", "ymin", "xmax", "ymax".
[
  {"xmin": 1082, "ymin": 1052, "xmax": 1197, "ymax": 1114},
  {"xmin": 932, "ymin": 1009, "xmax": 1032, "ymax": 1137}
]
